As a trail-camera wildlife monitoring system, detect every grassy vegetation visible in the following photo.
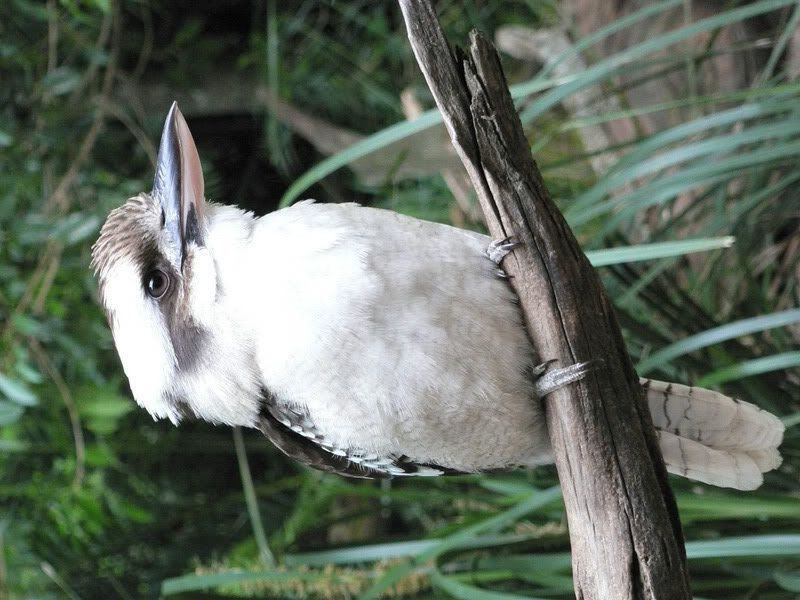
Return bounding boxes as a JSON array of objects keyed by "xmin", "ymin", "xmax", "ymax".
[{"xmin": 1, "ymin": 0, "xmax": 798, "ymax": 598}]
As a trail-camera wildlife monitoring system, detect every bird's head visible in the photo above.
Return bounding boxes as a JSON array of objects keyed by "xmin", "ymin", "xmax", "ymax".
[{"xmin": 92, "ymin": 102, "xmax": 218, "ymax": 424}]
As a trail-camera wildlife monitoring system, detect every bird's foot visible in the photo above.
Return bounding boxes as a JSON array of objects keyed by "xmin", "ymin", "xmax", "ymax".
[
  {"xmin": 532, "ymin": 358, "xmax": 558, "ymax": 377},
  {"xmin": 533, "ymin": 359, "xmax": 603, "ymax": 397},
  {"xmin": 486, "ymin": 237, "xmax": 520, "ymax": 265}
]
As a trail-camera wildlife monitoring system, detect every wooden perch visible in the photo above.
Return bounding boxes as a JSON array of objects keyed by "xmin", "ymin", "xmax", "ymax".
[{"xmin": 398, "ymin": 2, "xmax": 692, "ymax": 598}]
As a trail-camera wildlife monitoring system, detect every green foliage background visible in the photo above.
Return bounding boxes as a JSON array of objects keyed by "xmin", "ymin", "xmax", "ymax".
[{"xmin": 0, "ymin": 1, "xmax": 798, "ymax": 598}]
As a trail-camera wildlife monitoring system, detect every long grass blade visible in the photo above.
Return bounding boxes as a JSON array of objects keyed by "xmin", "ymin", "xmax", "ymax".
[
  {"xmin": 638, "ymin": 309, "xmax": 800, "ymax": 374},
  {"xmin": 676, "ymin": 492, "xmax": 800, "ymax": 522},
  {"xmin": 757, "ymin": 1, "xmax": 800, "ymax": 84},
  {"xmin": 357, "ymin": 486, "xmax": 562, "ymax": 600},
  {"xmin": 571, "ymin": 139, "xmax": 800, "ymax": 228},
  {"xmin": 559, "ymin": 1, "xmax": 684, "ymax": 72},
  {"xmin": 430, "ymin": 568, "xmax": 548, "ymax": 600},
  {"xmin": 571, "ymin": 119, "xmax": 800, "ymax": 214},
  {"xmin": 278, "ymin": 108, "xmax": 442, "ymax": 207},
  {"xmin": 586, "ymin": 236, "xmax": 733, "ymax": 267},
  {"xmin": 233, "ymin": 427, "xmax": 274, "ymax": 567},
  {"xmin": 560, "ymin": 85, "xmax": 800, "ymax": 141},
  {"xmin": 518, "ymin": 0, "xmax": 797, "ymax": 124},
  {"xmin": 276, "ymin": 70, "xmax": 579, "ymax": 208},
  {"xmin": 696, "ymin": 352, "xmax": 800, "ymax": 387},
  {"xmin": 686, "ymin": 535, "xmax": 800, "ymax": 559},
  {"xmin": 162, "ymin": 569, "xmax": 346, "ymax": 596},
  {"xmin": 285, "ymin": 533, "xmax": 537, "ymax": 567},
  {"xmin": 280, "ymin": 1, "xmax": 796, "ymax": 209},
  {"xmin": 774, "ymin": 571, "xmax": 800, "ymax": 592},
  {"xmin": 781, "ymin": 412, "xmax": 800, "ymax": 429}
]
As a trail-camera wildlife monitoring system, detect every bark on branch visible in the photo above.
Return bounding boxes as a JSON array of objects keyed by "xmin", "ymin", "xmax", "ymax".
[{"xmin": 398, "ymin": 2, "xmax": 692, "ymax": 598}]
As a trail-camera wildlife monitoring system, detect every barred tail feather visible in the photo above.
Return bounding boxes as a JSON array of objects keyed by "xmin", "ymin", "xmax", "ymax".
[
  {"xmin": 642, "ymin": 378, "xmax": 784, "ymax": 490},
  {"xmin": 657, "ymin": 430, "xmax": 765, "ymax": 490}
]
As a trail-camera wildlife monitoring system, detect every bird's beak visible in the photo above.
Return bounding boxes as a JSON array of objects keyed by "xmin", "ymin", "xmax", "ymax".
[{"xmin": 152, "ymin": 101, "xmax": 206, "ymax": 269}]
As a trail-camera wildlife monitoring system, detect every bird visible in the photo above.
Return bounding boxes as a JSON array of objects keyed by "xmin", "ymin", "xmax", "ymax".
[{"xmin": 91, "ymin": 102, "xmax": 784, "ymax": 490}]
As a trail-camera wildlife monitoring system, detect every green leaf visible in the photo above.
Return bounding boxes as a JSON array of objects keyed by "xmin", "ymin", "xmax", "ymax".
[
  {"xmin": 76, "ymin": 387, "xmax": 133, "ymax": 434},
  {"xmin": 11, "ymin": 314, "xmax": 48, "ymax": 340},
  {"xmin": 782, "ymin": 412, "xmax": 800, "ymax": 429},
  {"xmin": 116, "ymin": 500, "xmax": 152, "ymax": 524},
  {"xmin": 774, "ymin": 571, "xmax": 800, "ymax": 592},
  {"xmin": 0, "ymin": 438, "xmax": 30, "ymax": 452},
  {"xmin": 0, "ymin": 401, "xmax": 24, "ymax": 426},
  {"xmin": 696, "ymin": 352, "xmax": 800, "ymax": 386},
  {"xmin": 431, "ymin": 568, "xmax": 548, "ymax": 600},
  {"xmin": 89, "ymin": 0, "xmax": 110, "ymax": 13},
  {"xmin": 40, "ymin": 67, "xmax": 81, "ymax": 96},
  {"xmin": 638, "ymin": 309, "xmax": 800, "ymax": 374},
  {"xmin": 10, "ymin": 0, "xmax": 51, "ymax": 21},
  {"xmin": 65, "ymin": 215, "xmax": 100, "ymax": 245},
  {"xmin": 51, "ymin": 213, "xmax": 101, "ymax": 246},
  {"xmin": 77, "ymin": 388, "xmax": 133, "ymax": 420},
  {"xmin": 586, "ymin": 237, "xmax": 734, "ymax": 268},
  {"xmin": 0, "ymin": 371, "xmax": 38, "ymax": 406},
  {"xmin": 84, "ymin": 443, "xmax": 117, "ymax": 468}
]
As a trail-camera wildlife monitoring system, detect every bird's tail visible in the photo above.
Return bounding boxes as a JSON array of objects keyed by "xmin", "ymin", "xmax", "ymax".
[{"xmin": 642, "ymin": 378, "xmax": 784, "ymax": 490}]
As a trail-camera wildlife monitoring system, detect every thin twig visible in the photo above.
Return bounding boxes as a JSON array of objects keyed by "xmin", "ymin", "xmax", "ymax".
[
  {"xmin": 0, "ymin": 525, "xmax": 7, "ymax": 600},
  {"xmin": 68, "ymin": 6, "xmax": 114, "ymax": 105},
  {"xmin": 40, "ymin": 562, "xmax": 81, "ymax": 600},
  {"xmin": 104, "ymin": 100, "xmax": 158, "ymax": 166},
  {"xmin": 233, "ymin": 427, "xmax": 275, "ymax": 567},
  {"xmin": 105, "ymin": 574, "xmax": 136, "ymax": 600},
  {"xmin": 0, "ymin": 243, "xmax": 57, "ymax": 360},
  {"xmin": 43, "ymin": 95, "xmax": 114, "ymax": 214},
  {"xmin": 32, "ymin": 243, "xmax": 62, "ymax": 314},
  {"xmin": 131, "ymin": 1, "xmax": 153, "ymax": 82},
  {"xmin": 46, "ymin": 0, "xmax": 58, "ymax": 75},
  {"xmin": 28, "ymin": 338, "xmax": 86, "ymax": 489},
  {"xmin": 45, "ymin": 0, "xmax": 119, "ymax": 214}
]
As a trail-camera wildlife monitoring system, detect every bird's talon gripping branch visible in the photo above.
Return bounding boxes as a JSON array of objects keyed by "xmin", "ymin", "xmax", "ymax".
[
  {"xmin": 534, "ymin": 359, "xmax": 603, "ymax": 398},
  {"xmin": 532, "ymin": 358, "xmax": 558, "ymax": 378},
  {"xmin": 486, "ymin": 236, "xmax": 520, "ymax": 265}
]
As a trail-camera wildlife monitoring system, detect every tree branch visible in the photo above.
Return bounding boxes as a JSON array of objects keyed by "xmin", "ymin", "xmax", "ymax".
[{"xmin": 398, "ymin": 1, "xmax": 692, "ymax": 598}]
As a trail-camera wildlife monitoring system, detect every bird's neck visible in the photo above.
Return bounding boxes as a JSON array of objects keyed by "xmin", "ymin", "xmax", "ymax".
[{"xmin": 172, "ymin": 203, "xmax": 264, "ymax": 427}]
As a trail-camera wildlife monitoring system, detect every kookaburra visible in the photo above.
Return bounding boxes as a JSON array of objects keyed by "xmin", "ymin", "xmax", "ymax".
[{"xmin": 91, "ymin": 103, "xmax": 784, "ymax": 490}]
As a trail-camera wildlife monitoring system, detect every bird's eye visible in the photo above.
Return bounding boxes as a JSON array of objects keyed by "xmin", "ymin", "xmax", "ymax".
[{"xmin": 145, "ymin": 269, "xmax": 170, "ymax": 299}]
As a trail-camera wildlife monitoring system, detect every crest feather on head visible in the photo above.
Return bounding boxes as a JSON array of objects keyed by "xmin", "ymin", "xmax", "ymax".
[{"xmin": 91, "ymin": 193, "xmax": 160, "ymax": 307}]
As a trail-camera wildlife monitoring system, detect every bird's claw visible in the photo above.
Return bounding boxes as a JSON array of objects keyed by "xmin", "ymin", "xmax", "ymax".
[
  {"xmin": 533, "ymin": 359, "xmax": 603, "ymax": 397},
  {"xmin": 532, "ymin": 359, "xmax": 558, "ymax": 378},
  {"xmin": 486, "ymin": 237, "xmax": 520, "ymax": 265}
]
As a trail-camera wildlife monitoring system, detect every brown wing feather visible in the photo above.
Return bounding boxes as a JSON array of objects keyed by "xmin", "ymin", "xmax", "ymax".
[{"xmin": 257, "ymin": 388, "xmax": 455, "ymax": 478}]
